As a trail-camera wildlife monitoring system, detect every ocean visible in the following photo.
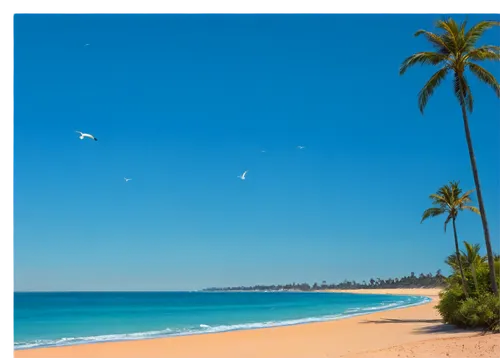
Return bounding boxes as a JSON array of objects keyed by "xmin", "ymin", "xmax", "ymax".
[{"xmin": 14, "ymin": 291, "xmax": 430, "ymax": 350}]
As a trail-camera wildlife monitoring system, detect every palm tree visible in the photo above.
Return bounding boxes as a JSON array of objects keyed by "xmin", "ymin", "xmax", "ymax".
[
  {"xmin": 421, "ymin": 181, "xmax": 480, "ymax": 297},
  {"xmin": 400, "ymin": 18, "xmax": 499, "ymax": 295},
  {"xmin": 461, "ymin": 241, "xmax": 486, "ymax": 293}
]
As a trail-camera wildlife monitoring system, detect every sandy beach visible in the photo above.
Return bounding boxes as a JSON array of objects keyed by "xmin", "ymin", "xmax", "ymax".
[{"xmin": 14, "ymin": 288, "xmax": 498, "ymax": 358}]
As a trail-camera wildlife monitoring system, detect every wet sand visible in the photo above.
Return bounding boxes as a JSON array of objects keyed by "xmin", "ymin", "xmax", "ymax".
[{"xmin": 15, "ymin": 288, "xmax": 498, "ymax": 358}]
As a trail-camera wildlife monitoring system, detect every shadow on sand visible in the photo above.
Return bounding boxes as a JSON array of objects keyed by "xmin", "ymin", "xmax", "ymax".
[{"xmin": 358, "ymin": 318, "xmax": 481, "ymax": 334}]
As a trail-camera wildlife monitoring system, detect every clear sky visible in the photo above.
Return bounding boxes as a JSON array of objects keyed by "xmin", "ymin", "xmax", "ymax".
[{"xmin": 14, "ymin": 14, "xmax": 500, "ymax": 291}]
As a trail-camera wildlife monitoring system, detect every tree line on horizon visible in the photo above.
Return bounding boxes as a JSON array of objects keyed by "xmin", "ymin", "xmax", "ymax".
[{"xmin": 203, "ymin": 270, "xmax": 447, "ymax": 292}]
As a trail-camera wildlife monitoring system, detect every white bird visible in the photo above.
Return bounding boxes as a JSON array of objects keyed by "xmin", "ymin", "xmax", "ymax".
[
  {"xmin": 124, "ymin": 178, "xmax": 132, "ymax": 182},
  {"xmin": 237, "ymin": 170, "xmax": 248, "ymax": 180},
  {"xmin": 75, "ymin": 131, "xmax": 98, "ymax": 141},
  {"xmin": 297, "ymin": 146, "xmax": 305, "ymax": 149},
  {"xmin": 261, "ymin": 150, "xmax": 266, "ymax": 153},
  {"xmin": 84, "ymin": 44, "xmax": 90, "ymax": 46}
]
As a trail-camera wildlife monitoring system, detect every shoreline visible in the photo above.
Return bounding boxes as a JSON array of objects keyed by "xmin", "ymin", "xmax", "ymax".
[
  {"xmin": 15, "ymin": 288, "xmax": 498, "ymax": 358},
  {"xmin": 14, "ymin": 289, "xmax": 431, "ymax": 351}
]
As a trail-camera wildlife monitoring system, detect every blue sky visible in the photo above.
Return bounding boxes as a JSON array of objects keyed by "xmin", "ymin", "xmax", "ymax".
[{"xmin": 14, "ymin": 14, "xmax": 500, "ymax": 291}]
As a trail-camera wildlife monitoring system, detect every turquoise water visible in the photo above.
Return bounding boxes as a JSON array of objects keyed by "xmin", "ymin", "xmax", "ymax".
[{"xmin": 14, "ymin": 291, "xmax": 430, "ymax": 349}]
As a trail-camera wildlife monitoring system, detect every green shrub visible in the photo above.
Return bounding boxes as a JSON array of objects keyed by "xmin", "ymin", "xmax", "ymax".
[
  {"xmin": 437, "ymin": 288, "xmax": 500, "ymax": 332},
  {"xmin": 458, "ymin": 293, "xmax": 500, "ymax": 331},
  {"xmin": 473, "ymin": 265, "xmax": 497, "ymax": 294},
  {"xmin": 436, "ymin": 285, "xmax": 466, "ymax": 325},
  {"xmin": 437, "ymin": 244, "xmax": 500, "ymax": 331}
]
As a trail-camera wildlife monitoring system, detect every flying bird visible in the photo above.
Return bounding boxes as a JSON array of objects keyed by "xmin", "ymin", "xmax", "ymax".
[
  {"xmin": 297, "ymin": 146, "xmax": 305, "ymax": 149},
  {"xmin": 84, "ymin": 44, "xmax": 90, "ymax": 46},
  {"xmin": 237, "ymin": 171, "xmax": 248, "ymax": 180},
  {"xmin": 75, "ymin": 131, "xmax": 98, "ymax": 141},
  {"xmin": 124, "ymin": 178, "xmax": 132, "ymax": 182}
]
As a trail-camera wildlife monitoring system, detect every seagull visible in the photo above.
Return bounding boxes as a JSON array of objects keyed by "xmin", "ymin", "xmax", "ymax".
[
  {"xmin": 75, "ymin": 131, "xmax": 98, "ymax": 141},
  {"xmin": 124, "ymin": 178, "xmax": 132, "ymax": 182},
  {"xmin": 237, "ymin": 170, "xmax": 248, "ymax": 180},
  {"xmin": 297, "ymin": 146, "xmax": 305, "ymax": 149}
]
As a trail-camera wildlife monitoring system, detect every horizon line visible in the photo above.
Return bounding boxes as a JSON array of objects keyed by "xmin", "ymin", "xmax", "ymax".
[{"xmin": 14, "ymin": 290, "xmax": 203, "ymax": 293}]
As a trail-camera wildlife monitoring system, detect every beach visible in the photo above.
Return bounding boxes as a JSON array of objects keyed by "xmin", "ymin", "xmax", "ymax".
[{"xmin": 14, "ymin": 288, "xmax": 498, "ymax": 358}]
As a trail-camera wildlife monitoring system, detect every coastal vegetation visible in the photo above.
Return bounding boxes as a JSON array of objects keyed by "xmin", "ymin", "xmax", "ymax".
[
  {"xmin": 437, "ymin": 242, "xmax": 500, "ymax": 332},
  {"xmin": 400, "ymin": 18, "xmax": 500, "ymax": 295},
  {"xmin": 203, "ymin": 271, "xmax": 447, "ymax": 292},
  {"xmin": 419, "ymin": 182, "xmax": 499, "ymax": 332}
]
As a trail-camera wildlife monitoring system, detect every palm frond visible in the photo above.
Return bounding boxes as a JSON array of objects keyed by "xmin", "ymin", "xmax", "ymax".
[
  {"xmin": 436, "ymin": 19, "xmax": 459, "ymax": 54},
  {"xmin": 414, "ymin": 30, "xmax": 450, "ymax": 54},
  {"xmin": 444, "ymin": 214, "xmax": 453, "ymax": 232},
  {"xmin": 467, "ymin": 45, "xmax": 500, "ymax": 62},
  {"xmin": 449, "ymin": 181, "xmax": 462, "ymax": 198},
  {"xmin": 399, "ymin": 52, "xmax": 448, "ymax": 75},
  {"xmin": 464, "ymin": 21, "xmax": 500, "ymax": 50},
  {"xmin": 429, "ymin": 193, "xmax": 447, "ymax": 206},
  {"xmin": 457, "ymin": 20, "xmax": 468, "ymax": 51},
  {"xmin": 456, "ymin": 195, "xmax": 473, "ymax": 208},
  {"xmin": 462, "ymin": 241, "xmax": 486, "ymax": 265},
  {"xmin": 438, "ymin": 182, "xmax": 457, "ymax": 207},
  {"xmin": 445, "ymin": 254, "xmax": 460, "ymax": 270},
  {"xmin": 468, "ymin": 63, "xmax": 500, "ymax": 98},
  {"xmin": 429, "ymin": 193, "xmax": 445, "ymax": 201},
  {"xmin": 463, "ymin": 241, "xmax": 479, "ymax": 255},
  {"xmin": 462, "ymin": 76, "xmax": 474, "ymax": 113},
  {"xmin": 453, "ymin": 72, "xmax": 474, "ymax": 112},
  {"xmin": 417, "ymin": 67, "xmax": 449, "ymax": 113},
  {"xmin": 462, "ymin": 205, "xmax": 480, "ymax": 215},
  {"xmin": 460, "ymin": 188, "xmax": 475, "ymax": 201},
  {"xmin": 421, "ymin": 207, "xmax": 445, "ymax": 223},
  {"xmin": 459, "ymin": 20, "xmax": 467, "ymax": 37}
]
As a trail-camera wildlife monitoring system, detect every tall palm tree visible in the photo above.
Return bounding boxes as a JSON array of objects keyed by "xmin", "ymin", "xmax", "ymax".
[
  {"xmin": 421, "ymin": 181, "xmax": 480, "ymax": 297},
  {"xmin": 400, "ymin": 18, "xmax": 499, "ymax": 295},
  {"xmin": 461, "ymin": 241, "xmax": 486, "ymax": 293}
]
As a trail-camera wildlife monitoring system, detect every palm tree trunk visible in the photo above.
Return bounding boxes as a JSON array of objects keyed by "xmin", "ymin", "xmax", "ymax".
[
  {"xmin": 452, "ymin": 218, "xmax": 469, "ymax": 298},
  {"xmin": 459, "ymin": 100, "xmax": 498, "ymax": 295}
]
